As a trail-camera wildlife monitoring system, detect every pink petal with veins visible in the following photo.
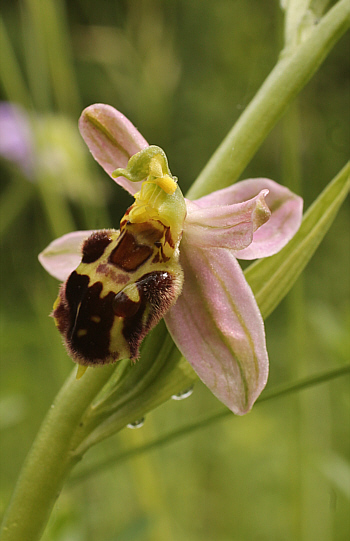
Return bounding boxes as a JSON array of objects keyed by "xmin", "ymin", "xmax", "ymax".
[
  {"xmin": 165, "ymin": 242, "xmax": 269, "ymax": 415},
  {"xmin": 185, "ymin": 189, "xmax": 270, "ymax": 250},
  {"xmin": 193, "ymin": 178, "xmax": 303, "ymax": 259}
]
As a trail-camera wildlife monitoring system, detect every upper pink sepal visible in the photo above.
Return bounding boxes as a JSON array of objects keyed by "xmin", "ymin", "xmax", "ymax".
[
  {"xmin": 38, "ymin": 230, "xmax": 94, "ymax": 281},
  {"xmin": 165, "ymin": 242, "xmax": 269, "ymax": 415},
  {"xmin": 184, "ymin": 190, "xmax": 271, "ymax": 250},
  {"xmin": 79, "ymin": 104, "xmax": 148, "ymax": 195},
  {"xmin": 193, "ymin": 178, "xmax": 303, "ymax": 259}
]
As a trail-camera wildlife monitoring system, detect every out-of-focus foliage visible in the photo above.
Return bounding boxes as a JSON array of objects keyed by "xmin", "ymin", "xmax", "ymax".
[{"xmin": 0, "ymin": 1, "xmax": 349, "ymax": 540}]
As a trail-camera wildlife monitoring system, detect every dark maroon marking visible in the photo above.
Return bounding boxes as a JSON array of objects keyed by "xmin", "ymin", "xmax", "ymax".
[
  {"xmin": 130, "ymin": 221, "xmax": 164, "ymax": 244},
  {"xmin": 137, "ymin": 271, "xmax": 174, "ymax": 304},
  {"xmin": 53, "ymin": 293, "xmax": 71, "ymax": 337},
  {"xmin": 55, "ymin": 271, "xmax": 116, "ymax": 364},
  {"xmin": 53, "ymin": 271, "xmax": 89, "ymax": 342},
  {"xmin": 53, "ymin": 268, "xmax": 181, "ymax": 364},
  {"xmin": 160, "ymin": 248, "xmax": 170, "ymax": 263},
  {"xmin": 109, "ymin": 230, "xmax": 152, "ymax": 272},
  {"xmin": 153, "ymin": 241, "xmax": 170, "ymax": 263},
  {"xmin": 122, "ymin": 271, "xmax": 177, "ymax": 359},
  {"xmin": 164, "ymin": 226, "xmax": 175, "ymax": 248},
  {"xmin": 63, "ymin": 271, "xmax": 89, "ymax": 321},
  {"xmin": 113, "ymin": 290, "xmax": 141, "ymax": 318},
  {"xmin": 119, "ymin": 206, "xmax": 132, "ymax": 228},
  {"xmin": 82, "ymin": 230, "xmax": 113, "ymax": 264}
]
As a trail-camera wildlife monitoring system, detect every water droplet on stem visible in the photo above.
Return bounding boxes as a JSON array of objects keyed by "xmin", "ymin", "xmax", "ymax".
[
  {"xmin": 127, "ymin": 418, "xmax": 145, "ymax": 429},
  {"xmin": 171, "ymin": 386, "xmax": 194, "ymax": 401}
]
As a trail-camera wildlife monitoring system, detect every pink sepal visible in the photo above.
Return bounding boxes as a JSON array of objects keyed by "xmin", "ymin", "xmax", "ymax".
[
  {"xmin": 38, "ymin": 230, "xmax": 94, "ymax": 281},
  {"xmin": 79, "ymin": 104, "xmax": 148, "ymax": 195}
]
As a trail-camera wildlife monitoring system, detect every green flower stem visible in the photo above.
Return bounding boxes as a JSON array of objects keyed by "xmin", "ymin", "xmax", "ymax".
[
  {"xmin": 0, "ymin": 365, "xmax": 115, "ymax": 541},
  {"xmin": 186, "ymin": 0, "xmax": 350, "ymax": 200},
  {"xmin": 0, "ymin": 325, "xmax": 194, "ymax": 541}
]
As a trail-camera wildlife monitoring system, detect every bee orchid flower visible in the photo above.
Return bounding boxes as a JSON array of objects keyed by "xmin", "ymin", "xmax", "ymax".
[{"xmin": 39, "ymin": 104, "xmax": 303, "ymax": 415}]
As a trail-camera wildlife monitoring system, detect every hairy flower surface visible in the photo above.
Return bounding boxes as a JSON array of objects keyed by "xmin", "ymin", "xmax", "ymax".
[{"xmin": 39, "ymin": 104, "xmax": 303, "ymax": 414}]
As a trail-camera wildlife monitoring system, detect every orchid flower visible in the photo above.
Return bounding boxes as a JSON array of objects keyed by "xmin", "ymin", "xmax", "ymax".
[{"xmin": 39, "ymin": 104, "xmax": 303, "ymax": 415}]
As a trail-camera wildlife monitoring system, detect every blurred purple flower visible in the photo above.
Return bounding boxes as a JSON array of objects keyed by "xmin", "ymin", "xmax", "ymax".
[{"xmin": 0, "ymin": 102, "xmax": 34, "ymax": 178}]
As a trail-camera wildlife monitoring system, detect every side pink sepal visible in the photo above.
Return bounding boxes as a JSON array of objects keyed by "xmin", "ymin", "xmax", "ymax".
[{"xmin": 38, "ymin": 230, "xmax": 94, "ymax": 281}]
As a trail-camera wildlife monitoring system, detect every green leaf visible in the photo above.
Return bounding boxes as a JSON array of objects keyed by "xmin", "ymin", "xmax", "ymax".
[
  {"xmin": 69, "ymin": 362, "xmax": 350, "ymax": 484},
  {"xmin": 245, "ymin": 162, "xmax": 350, "ymax": 319}
]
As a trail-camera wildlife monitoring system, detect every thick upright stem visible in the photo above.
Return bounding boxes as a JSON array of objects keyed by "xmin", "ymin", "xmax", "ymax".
[
  {"xmin": 0, "ymin": 365, "xmax": 115, "ymax": 541},
  {"xmin": 187, "ymin": 0, "xmax": 350, "ymax": 200}
]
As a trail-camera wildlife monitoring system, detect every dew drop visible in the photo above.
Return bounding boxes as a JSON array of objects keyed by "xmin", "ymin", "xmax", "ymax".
[
  {"xmin": 171, "ymin": 386, "xmax": 194, "ymax": 401},
  {"xmin": 127, "ymin": 417, "xmax": 145, "ymax": 429}
]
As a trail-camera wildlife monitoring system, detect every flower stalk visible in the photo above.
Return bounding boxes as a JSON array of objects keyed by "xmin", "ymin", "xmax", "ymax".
[{"xmin": 0, "ymin": 365, "xmax": 115, "ymax": 541}]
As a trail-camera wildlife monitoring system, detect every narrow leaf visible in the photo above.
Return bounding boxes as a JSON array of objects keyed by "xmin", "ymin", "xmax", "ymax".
[{"xmin": 70, "ymin": 363, "xmax": 350, "ymax": 484}]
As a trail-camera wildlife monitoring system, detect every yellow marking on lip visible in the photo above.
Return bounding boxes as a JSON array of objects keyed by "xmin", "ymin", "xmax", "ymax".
[
  {"xmin": 122, "ymin": 283, "xmax": 140, "ymax": 303},
  {"xmin": 52, "ymin": 296, "xmax": 61, "ymax": 327},
  {"xmin": 77, "ymin": 329, "xmax": 88, "ymax": 338}
]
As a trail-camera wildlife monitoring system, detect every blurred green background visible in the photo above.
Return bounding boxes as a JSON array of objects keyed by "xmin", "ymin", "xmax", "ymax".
[{"xmin": 0, "ymin": 1, "xmax": 349, "ymax": 540}]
